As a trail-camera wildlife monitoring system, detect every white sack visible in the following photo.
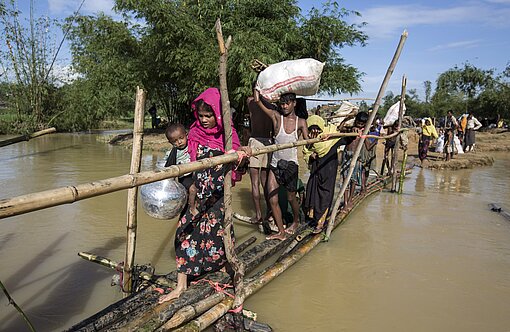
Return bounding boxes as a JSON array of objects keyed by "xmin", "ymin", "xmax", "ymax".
[
  {"xmin": 256, "ymin": 58, "xmax": 324, "ymax": 102},
  {"xmin": 383, "ymin": 101, "xmax": 406, "ymax": 126}
]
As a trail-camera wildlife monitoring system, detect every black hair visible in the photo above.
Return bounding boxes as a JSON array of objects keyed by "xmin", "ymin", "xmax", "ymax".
[
  {"xmin": 295, "ymin": 98, "xmax": 308, "ymax": 119},
  {"xmin": 355, "ymin": 111, "xmax": 369, "ymax": 123},
  {"xmin": 193, "ymin": 99, "xmax": 214, "ymax": 114},
  {"xmin": 279, "ymin": 93, "xmax": 297, "ymax": 104},
  {"xmin": 165, "ymin": 123, "xmax": 186, "ymax": 138}
]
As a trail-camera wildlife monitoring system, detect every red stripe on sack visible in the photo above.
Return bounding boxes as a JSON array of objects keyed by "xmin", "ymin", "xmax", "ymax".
[{"xmin": 261, "ymin": 75, "xmax": 317, "ymax": 94}]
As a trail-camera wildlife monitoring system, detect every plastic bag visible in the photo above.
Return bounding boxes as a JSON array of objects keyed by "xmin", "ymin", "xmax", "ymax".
[
  {"xmin": 256, "ymin": 58, "xmax": 325, "ymax": 102},
  {"xmin": 435, "ymin": 135, "xmax": 444, "ymax": 153},
  {"xmin": 383, "ymin": 101, "xmax": 406, "ymax": 126},
  {"xmin": 140, "ymin": 179, "xmax": 187, "ymax": 220},
  {"xmin": 454, "ymin": 135, "xmax": 464, "ymax": 154}
]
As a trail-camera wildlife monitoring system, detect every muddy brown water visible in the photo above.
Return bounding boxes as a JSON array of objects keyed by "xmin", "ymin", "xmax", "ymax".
[{"xmin": 1, "ymin": 133, "xmax": 510, "ymax": 331}]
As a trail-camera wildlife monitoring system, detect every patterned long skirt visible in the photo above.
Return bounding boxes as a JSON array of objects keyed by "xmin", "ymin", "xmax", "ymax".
[{"xmin": 418, "ymin": 135, "xmax": 431, "ymax": 161}]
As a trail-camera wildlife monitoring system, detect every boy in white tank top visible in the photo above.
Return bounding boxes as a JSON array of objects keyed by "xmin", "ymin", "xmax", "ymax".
[{"xmin": 255, "ymin": 90, "xmax": 309, "ymax": 241}]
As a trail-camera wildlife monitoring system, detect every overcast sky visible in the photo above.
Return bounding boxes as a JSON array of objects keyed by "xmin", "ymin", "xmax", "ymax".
[{"xmin": 16, "ymin": 0, "xmax": 510, "ymax": 103}]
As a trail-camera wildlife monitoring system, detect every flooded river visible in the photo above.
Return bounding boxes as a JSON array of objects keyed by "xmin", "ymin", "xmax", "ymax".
[{"xmin": 1, "ymin": 133, "xmax": 510, "ymax": 331}]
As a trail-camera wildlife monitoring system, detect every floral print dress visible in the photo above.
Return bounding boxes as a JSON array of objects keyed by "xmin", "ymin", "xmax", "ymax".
[{"xmin": 174, "ymin": 145, "xmax": 233, "ymax": 276}]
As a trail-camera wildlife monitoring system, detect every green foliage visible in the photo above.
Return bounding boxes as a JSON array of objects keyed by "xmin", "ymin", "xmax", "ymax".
[
  {"xmin": 0, "ymin": 0, "xmax": 59, "ymax": 132},
  {"xmin": 65, "ymin": 0, "xmax": 367, "ymax": 124},
  {"xmin": 377, "ymin": 89, "xmax": 428, "ymax": 119},
  {"xmin": 431, "ymin": 62, "xmax": 509, "ymax": 120},
  {"xmin": 63, "ymin": 14, "xmax": 141, "ymax": 127},
  {"xmin": 432, "ymin": 63, "xmax": 495, "ymax": 116}
]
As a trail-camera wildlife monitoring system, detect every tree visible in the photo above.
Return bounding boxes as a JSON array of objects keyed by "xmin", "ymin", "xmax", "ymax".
[
  {"xmin": 432, "ymin": 63, "xmax": 495, "ymax": 116},
  {"xmin": 0, "ymin": 0, "xmax": 58, "ymax": 133},
  {"xmin": 423, "ymin": 80, "xmax": 431, "ymax": 104},
  {"xmin": 65, "ymin": 0, "xmax": 367, "ymax": 124},
  {"xmin": 475, "ymin": 63, "xmax": 510, "ymax": 120},
  {"xmin": 61, "ymin": 14, "xmax": 142, "ymax": 130}
]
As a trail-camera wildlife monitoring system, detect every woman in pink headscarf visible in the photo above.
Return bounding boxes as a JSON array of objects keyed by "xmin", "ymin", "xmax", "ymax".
[{"xmin": 159, "ymin": 88, "xmax": 250, "ymax": 304}]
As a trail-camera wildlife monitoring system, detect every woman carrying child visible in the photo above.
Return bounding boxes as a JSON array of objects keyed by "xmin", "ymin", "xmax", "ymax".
[
  {"xmin": 303, "ymin": 115, "xmax": 353, "ymax": 233},
  {"xmin": 159, "ymin": 88, "xmax": 250, "ymax": 303}
]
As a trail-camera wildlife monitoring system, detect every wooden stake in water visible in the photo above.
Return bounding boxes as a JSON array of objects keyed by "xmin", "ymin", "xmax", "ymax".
[
  {"xmin": 123, "ymin": 87, "xmax": 146, "ymax": 295},
  {"xmin": 398, "ymin": 150, "xmax": 408, "ymax": 194},
  {"xmin": 391, "ymin": 75, "xmax": 407, "ymax": 192},
  {"xmin": 215, "ymin": 18, "xmax": 247, "ymax": 329}
]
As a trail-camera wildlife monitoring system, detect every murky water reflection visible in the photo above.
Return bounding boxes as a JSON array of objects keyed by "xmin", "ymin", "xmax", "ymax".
[{"xmin": 1, "ymin": 134, "xmax": 510, "ymax": 331}]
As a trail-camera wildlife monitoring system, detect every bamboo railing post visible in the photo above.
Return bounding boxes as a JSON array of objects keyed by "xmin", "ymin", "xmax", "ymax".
[
  {"xmin": 123, "ymin": 87, "xmax": 146, "ymax": 295},
  {"xmin": 215, "ymin": 18, "xmax": 246, "ymax": 330},
  {"xmin": 391, "ymin": 75, "xmax": 407, "ymax": 192},
  {"xmin": 398, "ymin": 150, "xmax": 408, "ymax": 194},
  {"xmin": 324, "ymin": 30, "xmax": 408, "ymax": 241}
]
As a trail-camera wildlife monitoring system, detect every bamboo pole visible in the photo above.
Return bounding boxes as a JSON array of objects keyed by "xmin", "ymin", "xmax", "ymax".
[
  {"xmin": 324, "ymin": 30, "xmax": 408, "ymax": 241},
  {"xmin": 0, "ymin": 127, "xmax": 56, "ymax": 147},
  {"xmin": 215, "ymin": 18, "xmax": 246, "ymax": 331},
  {"xmin": 398, "ymin": 150, "xmax": 408, "ymax": 194},
  {"xmin": 123, "ymin": 87, "xmax": 146, "ymax": 295},
  {"xmin": 78, "ymin": 252, "xmax": 122, "ymax": 270},
  {"xmin": 304, "ymin": 97, "xmax": 375, "ymax": 102},
  {"xmin": 161, "ymin": 292, "xmax": 227, "ymax": 330},
  {"xmin": 391, "ymin": 75, "xmax": 407, "ymax": 192},
  {"xmin": 78, "ymin": 252, "xmax": 176, "ymax": 288},
  {"xmin": 0, "ymin": 280, "xmax": 36, "ymax": 332},
  {"xmin": 0, "ymin": 132, "xmax": 399, "ymax": 220}
]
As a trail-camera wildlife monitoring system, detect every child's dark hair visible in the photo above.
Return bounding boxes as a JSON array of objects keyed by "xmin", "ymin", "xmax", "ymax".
[
  {"xmin": 355, "ymin": 111, "xmax": 369, "ymax": 123},
  {"xmin": 193, "ymin": 99, "xmax": 214, "ymax": 114},
  {"xmin": 165, "ymin": 123, "xmax": 186, "ymax": 138}
]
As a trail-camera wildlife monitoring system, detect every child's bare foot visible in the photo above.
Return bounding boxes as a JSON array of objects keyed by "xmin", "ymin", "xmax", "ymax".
[
  {"xmin": 158, "ymin": 287, "xmax": 185, "ymax": 304},
  {"xmin": 266, "ymin": 232, "xmax": 286, "ymax": 241},
  {"xmin": 285, "ymin": 222, "xmax": 299, "ymax": 235}
]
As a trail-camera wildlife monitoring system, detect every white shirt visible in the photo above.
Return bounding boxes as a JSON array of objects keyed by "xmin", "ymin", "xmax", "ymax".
[{"xmin": 467, "ymin": 117, "xmax": 482, "ymax": 130}]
